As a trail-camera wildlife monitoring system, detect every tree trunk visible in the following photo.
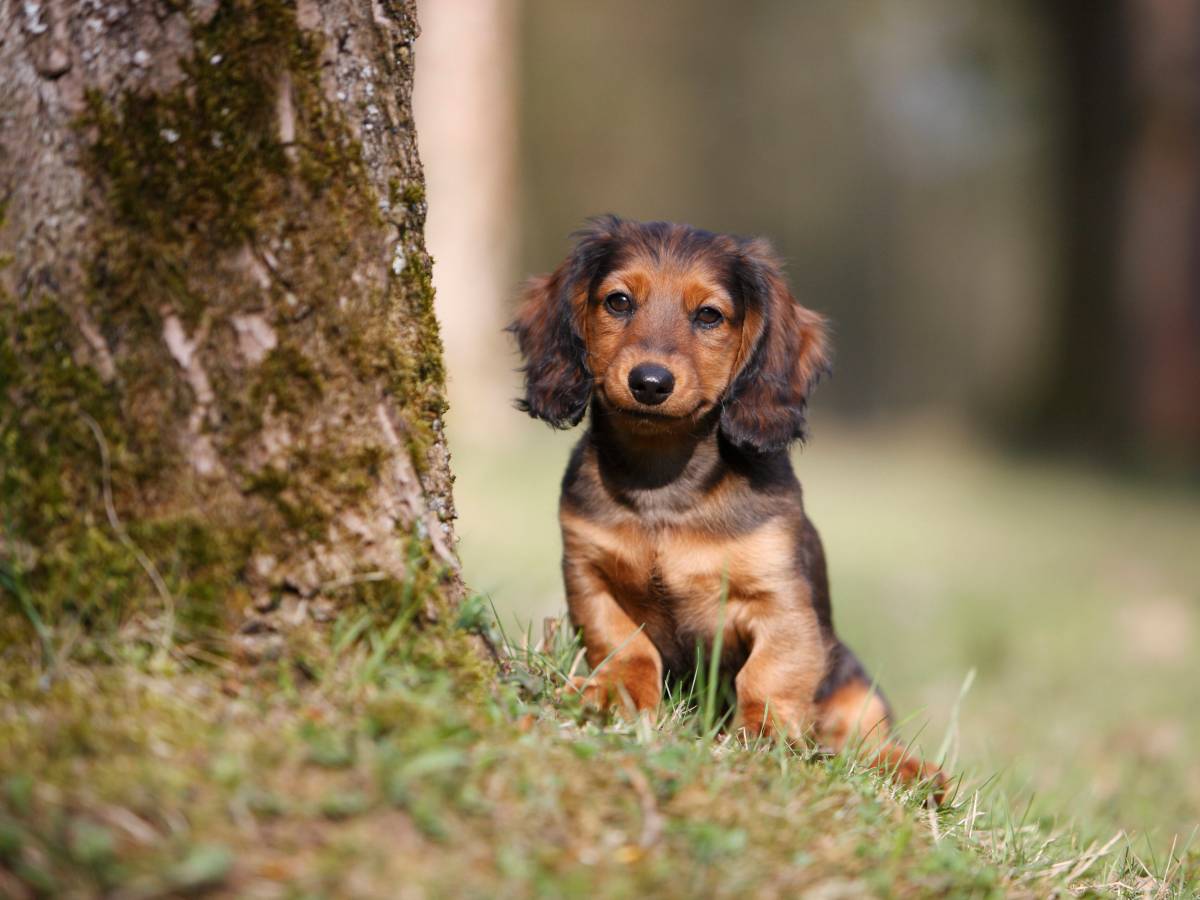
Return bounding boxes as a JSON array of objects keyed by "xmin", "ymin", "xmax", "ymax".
[
  {"xmin": 414, "ymin": 0, "xmax": 519, "ymax": 433},
  {"xmin": 1031, "ymin": 0, "xmax": 1200, "ymax": 468},
  {"xmin": 1030, "ymin": 1, "xmax": 1132, "ymax": 456},
  {"xmin": 0, "ymin": 0, "xmax": 463, "ymax": 652},
  {"xmin": 1118, "ymin": 0, "xmax": 1200, "ymax": 464}
]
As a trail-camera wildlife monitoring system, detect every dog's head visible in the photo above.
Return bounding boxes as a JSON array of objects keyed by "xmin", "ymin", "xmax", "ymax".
[{"xmin": 509, "ymin": 216, "xmax": 829, "ymax": 453}]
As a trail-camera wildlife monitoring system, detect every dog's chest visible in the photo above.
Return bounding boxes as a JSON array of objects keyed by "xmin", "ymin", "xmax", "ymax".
[
  {"xmin": 562, "ymin": 509, "xmax": 800, "ymax": 654},
  {"xmin": 639, "ymin": 520, "xmax": 795, "ymax": 606}
]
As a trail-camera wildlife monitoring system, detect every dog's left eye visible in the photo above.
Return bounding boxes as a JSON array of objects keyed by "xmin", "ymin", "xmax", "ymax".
[
  {"xmin": 694, "ymin": 306, "xmax": 724, "ymax": 327},
  {"xmin": 604, "ymin": 292, "xmax": 633, "ymax": 315}
]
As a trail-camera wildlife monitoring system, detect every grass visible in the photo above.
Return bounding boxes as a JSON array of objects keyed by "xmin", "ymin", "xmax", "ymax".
[
  {"xmin": 0, "ymin": 577, "xmax": 1195, "ymax": 896},
  {"xmin": 1, "ymin": 415, "xmax": 1197, "ymax": 896}
]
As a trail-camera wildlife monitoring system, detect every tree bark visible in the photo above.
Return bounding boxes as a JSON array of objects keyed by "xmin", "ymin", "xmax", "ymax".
[
  {"xmin": 1031, "ymin": 0, "xmax": 1200, "ymax": 467},
  {"xmin": 1118, "ymin": 0, "xmax": 1200, "ymax": 463},
  {"xmin": 0, "ymin": 0, "xmax": 463, "ymax": 651},
  {"xmin": 414, "ymin": 0, "xmax": 518, "ymax": 432},
  {"xmin": 1030, "ymin": 1, "xmax": 1132, "ymax": 455}
]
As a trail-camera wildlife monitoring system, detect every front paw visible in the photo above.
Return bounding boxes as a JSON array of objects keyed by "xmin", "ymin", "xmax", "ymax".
[
  {"xmin": 897, "ymin": 757, "xmax": 948, "ymax": 807},
  {"xmin": 873, "ymin": 746, "xmax": 949, "ymax": 806},
  {"xmin": 564, "ymin": 673, "xmax": 619, "ymax": 710},
  {"xmin": 734, "ymin": 700, "xmax": 815, "ymax": 744},
  {"xmin": 562, "ymin": 673, "xmax": 656, "ymax": 717}
]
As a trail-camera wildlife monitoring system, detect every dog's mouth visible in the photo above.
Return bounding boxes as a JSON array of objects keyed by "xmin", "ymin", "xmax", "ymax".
[
  {"xmin": 598, "ymin": 391, "xmax": 710, "ymax": 425},
  {"xmin": 613, "ymin": 406, "xmax": 691, "ymax": 421}
]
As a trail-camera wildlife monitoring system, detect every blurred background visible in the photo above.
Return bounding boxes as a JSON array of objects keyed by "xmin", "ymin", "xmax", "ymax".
[{"xmin": 415, "ymin": 0, "xmax": 1199, "ymax": 853}]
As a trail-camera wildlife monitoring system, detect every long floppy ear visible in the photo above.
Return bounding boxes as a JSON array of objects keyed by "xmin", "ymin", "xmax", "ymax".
[
  {"xmin": 507, "ymin": 217, "xmax": 622, "ymax": 427},
  {"xmin": 720, "ymin": 239, "xmax": 831, "ymax": 453}
]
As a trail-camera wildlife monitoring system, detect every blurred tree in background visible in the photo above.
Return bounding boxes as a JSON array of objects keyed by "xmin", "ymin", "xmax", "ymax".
[{"xmin": 1036, "ymin": 0, "xmax": 1200, "ymax": 467}]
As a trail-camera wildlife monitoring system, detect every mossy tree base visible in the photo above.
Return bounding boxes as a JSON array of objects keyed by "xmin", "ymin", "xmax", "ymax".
[{"xmin": 0, "ymin": 0, "xmax": 463, "ymax": 650}]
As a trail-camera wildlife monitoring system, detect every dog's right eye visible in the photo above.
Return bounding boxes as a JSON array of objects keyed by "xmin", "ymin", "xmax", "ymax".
[{"xmin": 604, "ymin": 292, "xmax": 633, "ymax": 315}]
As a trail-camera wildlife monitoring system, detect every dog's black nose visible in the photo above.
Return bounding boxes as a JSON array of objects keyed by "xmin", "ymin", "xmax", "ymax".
[{"xmin": 628, "ymin": 363, "xmax": 675, "ymax": 406}]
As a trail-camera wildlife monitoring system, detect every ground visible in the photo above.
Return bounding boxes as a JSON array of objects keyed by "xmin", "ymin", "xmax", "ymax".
[{"xmin": 1, "ymin": 420, "xmax": 1197, "ymax": 898}]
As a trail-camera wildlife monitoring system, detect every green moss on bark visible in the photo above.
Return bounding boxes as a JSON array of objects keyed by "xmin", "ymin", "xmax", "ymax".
[
  {"xmin": 81, "ymin": 1, "xmax": 354, "ymax": 265},
  {"xmin": 392, "ymin": 252, "xmax": 447, "ymax": 469},
  {"xmin": 0, "ymin": 302, "xmax": 250, "ymax": 636}
]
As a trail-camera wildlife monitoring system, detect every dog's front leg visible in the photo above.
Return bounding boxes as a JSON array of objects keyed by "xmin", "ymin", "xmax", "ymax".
[
  {"xmin": 563, "ymin": 560, "xmax": 662, "ymax": 715},
  {"xmin": 734, "ymin": 610, "xmax": 826, "ymax": 740}
]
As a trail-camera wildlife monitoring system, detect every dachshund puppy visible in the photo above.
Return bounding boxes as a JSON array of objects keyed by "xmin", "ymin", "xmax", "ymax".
[{"xmin": 510, "ymin": 216, "xmax": 941, "ymax": 794}]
